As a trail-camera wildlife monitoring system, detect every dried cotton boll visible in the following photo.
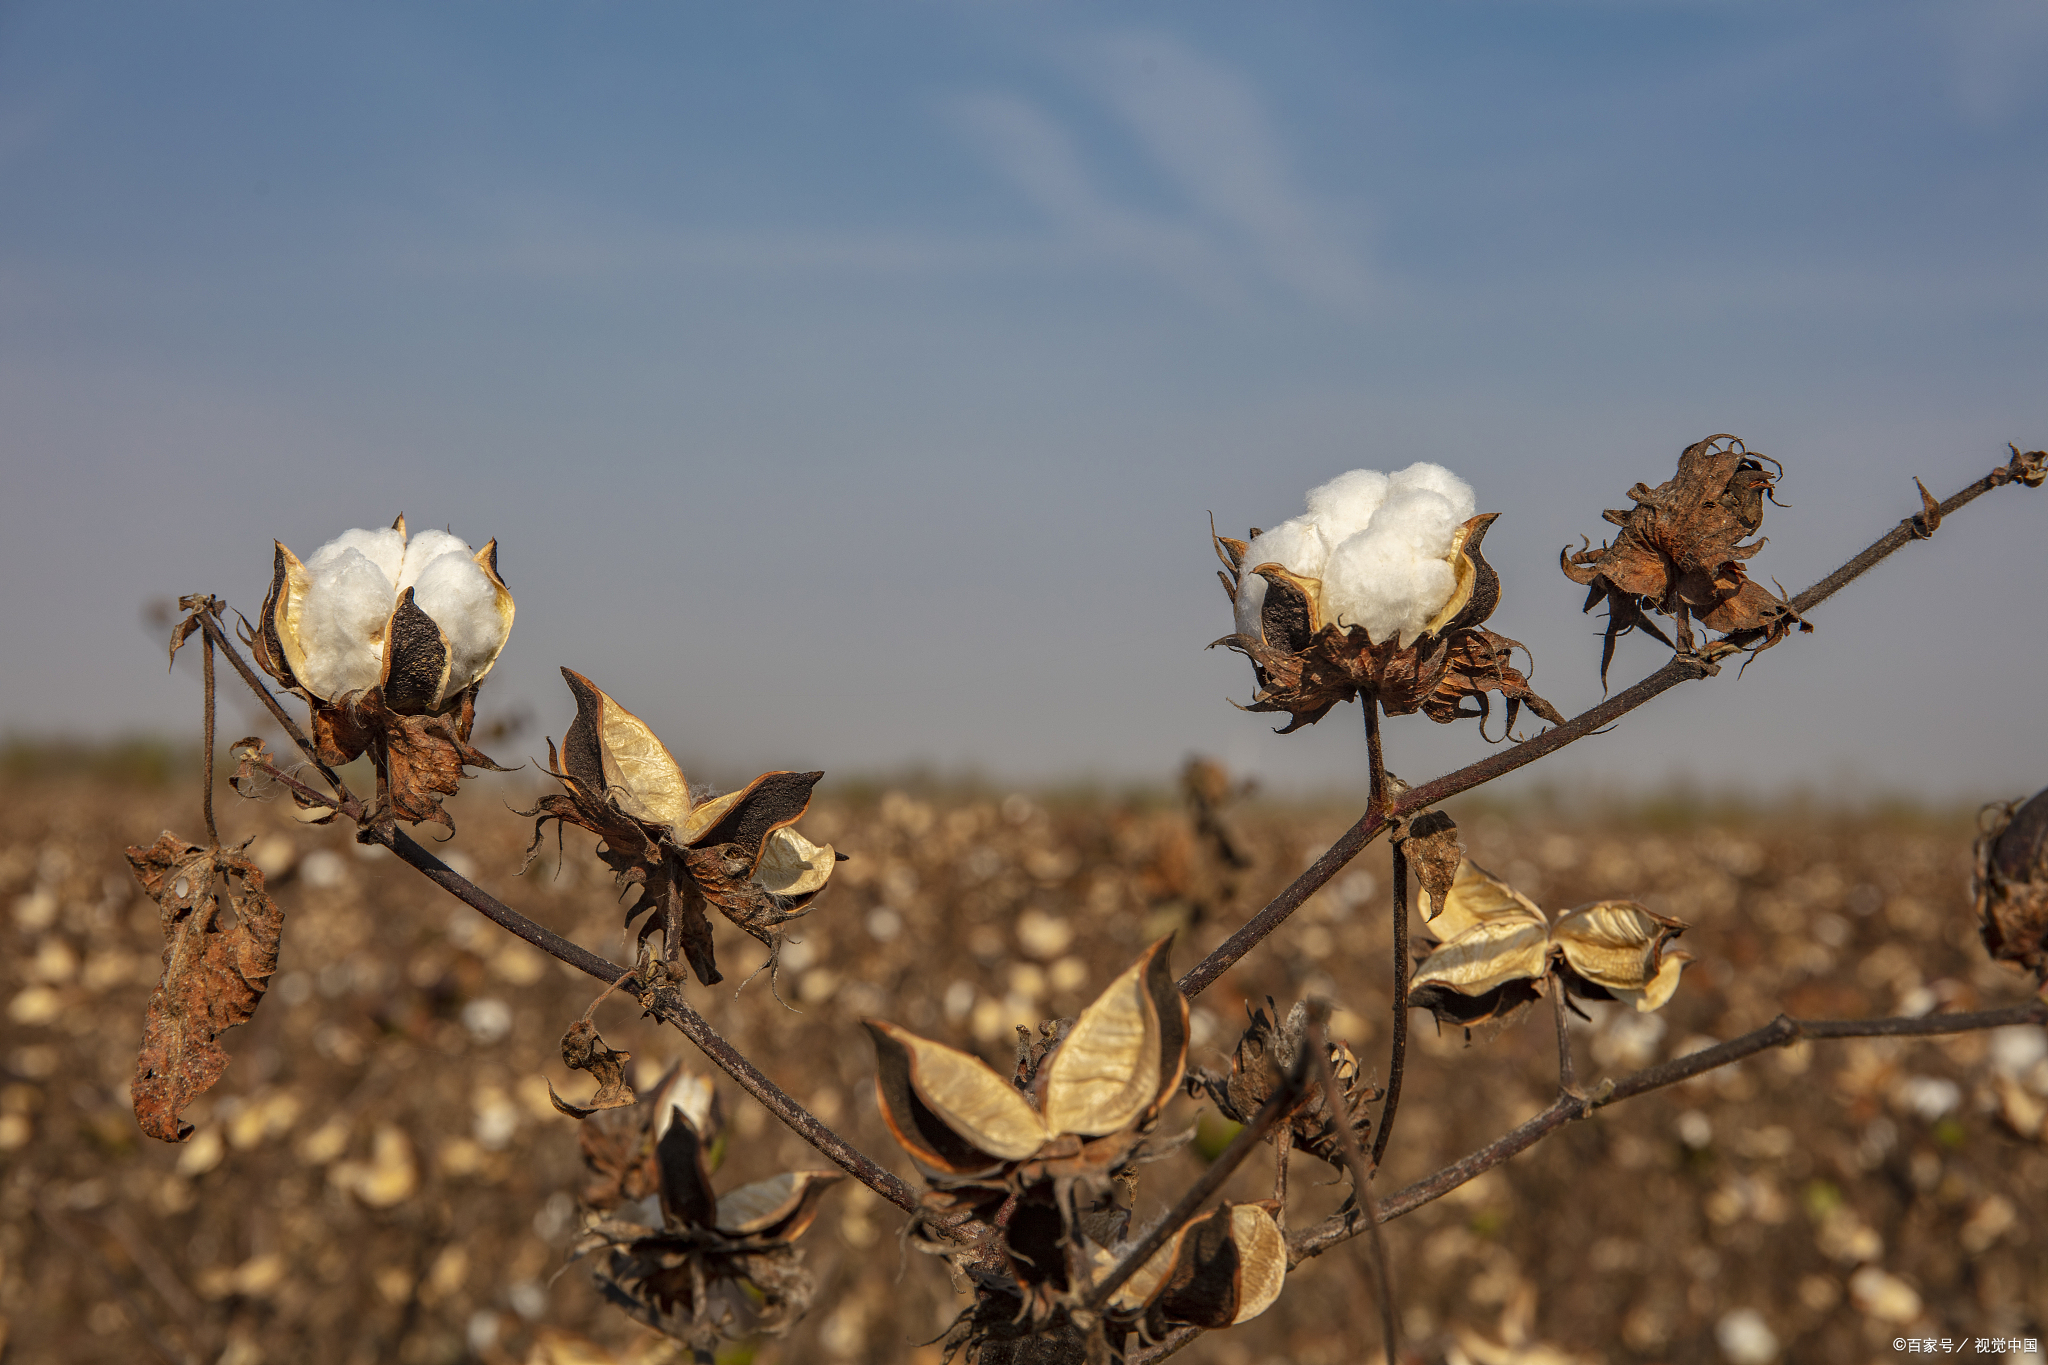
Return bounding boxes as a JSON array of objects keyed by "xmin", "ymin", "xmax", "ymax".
[
  {"xmin": 411, "ymin": 553, "xmax": 503, "ymax": 694},
  {"xmin": 394, "ymin": 530, "xmax": 473, "ymax": 597},
  {"xmin": 1303, "ymin": 468, "xmax": 1391, "ymax": 544},
  {"xmin": 307, "ymin": 526, "xmax": 406, "ymax": 587},
  {"xmin": 1234, "ymin": 515, "xmax": 1331, "ymax": 637},
  {"xmin": 297, "ymin": 549, "xmax": 395, "ymax": 698},
  {"xmin": 1321, "ymin": 489, "xmax": 1463, "ymax": 645},
  {"xmin": 1387, "ymin": 462, "xmax": 1475, "ymax": 526}
]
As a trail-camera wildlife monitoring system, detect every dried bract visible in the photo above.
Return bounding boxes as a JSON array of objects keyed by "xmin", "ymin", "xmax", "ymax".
[
  {"xmin": 1188, "ymin": 1000, "xmax": 1378, "ymax": 1173},
  {"xmin": 549, "ymin": 1017, "xmax": 638, "ymax": 1119},
  {"xmin": 524, "ymin": 668, "xmax": 839, "ymax": 987},
  {"xmin": 866, "ymin": 939, "xmax": 1205, "ymax": 1337},
  {"xmin": 573, "ymin": 1069, "xmax": 840, "ymax": 1352},
  {"xmin": 250, "ymin": 514, "xmax": 514, "ymax": 827},
  {"xmin": 1411, "ymin": 858, "xmax": 1691, "ymax": 1034},
  {"xmin": 1214, "ymin": 501, "xmax": 1562, "ymax": 735},
  {"xmin": 1974, "ymin": 787, "xmax": 2048, "ymax": 982},
  {"xmin": 126, "ymin": 832, "xmax": 284, "ymax": 1142},
  {"xmin": 1561, "ymin": 435, "xmax": 1802, "ymax": 683}
]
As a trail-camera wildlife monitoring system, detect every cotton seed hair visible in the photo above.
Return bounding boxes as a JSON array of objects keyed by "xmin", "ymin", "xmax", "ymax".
[{"xmin": 1234, "ymin": 462, "xmax": 1478, "ymax": 647}]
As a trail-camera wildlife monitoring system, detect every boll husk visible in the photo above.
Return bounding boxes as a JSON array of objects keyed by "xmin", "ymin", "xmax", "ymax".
[
  {"xmin": 259, "ymin": 513, "xmax": 514, "ymax": 711},
  {"xmin": 251, "ymin": 514, "xmax": 514, "ymax": 828},
  {"xmin": 865, "ymin": 939, "xmax": 1237, "ymax": 1340},
  {"xmin": 1562, "ymin": 435, "xmax": 1802, "ymax": 684},
  {"xmin": 569, "ymin": 1066, "xmax": 841, "ymax": 1352},
  {"xmin": 1214, "ymin": 466, "xmax": 1563, "ymax": 734},
  {"xmin": 1974, "ymin": 787, "xmax": 2048, "ymax": 982},
  {"xmin": 1409, "ymin": 858, "xmax": 1692, "ymax": 1034},
  {"xmin": 524, "ymin": 669, "xmax": 839, "ymax": 990}
]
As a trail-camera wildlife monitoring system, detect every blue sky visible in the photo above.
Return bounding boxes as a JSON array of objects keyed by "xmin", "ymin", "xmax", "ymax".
[{"xmin": 2, "ymin": 1, "xmax": 2044, "ymax": 801}]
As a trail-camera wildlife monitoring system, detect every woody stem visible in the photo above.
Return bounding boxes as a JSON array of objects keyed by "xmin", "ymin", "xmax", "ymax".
[
  {"xmin": 1370, "ymin": 837, "xmax": 1408, "ymax": 1171},
  {"xmin": 201, "ymin": 626, "xmax": 218, "ymax": 848},
  {"xmin": 1551, "ymin": 980, "xmax": 1577, "ymax": 1095},
  {"xmin": 1310, "ymin": 1017, "xmax": 1399, "ymax": 1365}
]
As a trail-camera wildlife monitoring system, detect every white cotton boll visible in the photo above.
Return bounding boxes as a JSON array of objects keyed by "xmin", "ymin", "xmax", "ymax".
[
  {"xmin": 307, "ymin": 527, "xmax": 405, "ymax": 588},
  {"xmin": 1319, "ymin": 489, "xmax": 1464, "ymax": 645},
  {"xmin": 394, "ymin": 529, "xmax": 474, "ymax": 597},
  {"xmin": 1387, "ymin": 463, "xmax": 1475, "ymax": 527},
  {"xmin": 411, "ymin": 552, "xmax": 503, "ymax": 694},
  {"xmin": 1233, "ymin": 515, "xmax": 1331, "ymax": 638},
  {"xmin": 1303, "ymin": 469, "xmax": 1390, "ymax": 545},
  {"xmin": 297, "ymin": 549, "xmax": 394, "ymax": 698}
]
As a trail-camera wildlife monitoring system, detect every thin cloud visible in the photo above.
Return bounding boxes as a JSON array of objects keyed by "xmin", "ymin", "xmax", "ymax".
[
  {"xmin": 1082, "ymin": 30, "xmax": 1374, "ymax": 314},
  {"xmin": 949, "ymin": 91, "xmax": 1244, "ymax": 305}
]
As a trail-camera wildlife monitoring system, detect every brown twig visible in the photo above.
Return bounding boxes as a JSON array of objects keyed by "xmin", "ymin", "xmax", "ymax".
[
  {"xmin": 193, "ymin": 609, "xmax": 356, "ymax": 806},
  {"xmin": 201, "ymin": 629, "xmax": 218, "ymax": 846},
  {"xmin": 1288, "ymin": 999, "xmax": 2048, "ymax": 1262},
  {"xmin": 1551, "ymin": 980, "xmax": 1578, "ymax": 1096},
  {"xmin": 1310, "ymin": 1014, "xmax": 1398, "ymax": 1364},
  {"xmin": 1369, "ymin": 838, "xmax": 1409, "ymax": 1171},
  {"xmin": 1083, "ymin": 1052, "xmax": 1306, "ymax": 1315}
]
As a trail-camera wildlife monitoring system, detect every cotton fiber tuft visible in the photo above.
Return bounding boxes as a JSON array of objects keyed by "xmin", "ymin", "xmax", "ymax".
[
  {"xmin": 297, "ymin": 549, "xmax": 394, "ymax": 698},
  {"xmin": 1234, "ymin": 462, "xmax": 1478, "ymax": 646},
  {"xmin": 412, "ymin": 552, "xmax": 501, "ymax": 693},
  {"xmin": 394, "ymin": 529, "xmax": 474, "ymax": 596}
]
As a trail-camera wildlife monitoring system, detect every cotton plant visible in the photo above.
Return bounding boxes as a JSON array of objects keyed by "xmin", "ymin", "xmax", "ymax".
[
  {"xmin": 253, "ymin": 513, "xmax": 514, "ymax": 827},
  {"xmin": 1214, "ymin": 463, "xmax": 1563, "ymax": 734}
]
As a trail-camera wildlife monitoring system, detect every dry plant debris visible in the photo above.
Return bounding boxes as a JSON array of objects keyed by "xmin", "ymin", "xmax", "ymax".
[{"xmin": 1974, "ymin": 787, "xmax": 2048, "ymax": 981}]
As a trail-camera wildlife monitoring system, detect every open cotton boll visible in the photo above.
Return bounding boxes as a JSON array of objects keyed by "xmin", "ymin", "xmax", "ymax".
[
  {"xmin": 297, "ymin": 549, "xmax": 394, "ymax": 698},
  {"xmin": 1320, "ymin": 489, "xmax": 1464, "ymax": 646},
  {"xmin": 1304, "ymin": 469, "xmax": 1391, "ymax": 545},
  {"xmin": 1234, "ymin": 515, "xmax": 1332, "ymax": 638},
  {"xmin": 307, "ymin": 527, "xmax": 406, "ymax": 589},
  {"xmin": 410, "ymin": 553, "xmax": 504, "ymax": 695},
  {"xmin": 394, "ymin": 529, "xmax": 473, "ymax": 597},
  {"xmin": 1387, "ymin": 463, "xmax": 1475, "ymax": 527}
]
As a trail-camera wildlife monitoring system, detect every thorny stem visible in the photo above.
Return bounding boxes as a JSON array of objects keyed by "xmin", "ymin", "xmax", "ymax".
[
  {"xmin": 1083, "ymin": 1053, "xmax": 1306, "ymax": 1315},
  {"xmin": 1179, "ymin": 445, "xmax": 2042, "ymax": 1000},
  {"xmin": 1787, "ymin": 445, "xmax": 2042, "ymax": 617},
  {"xmin": 201, "ymin": 630, "xmax": 218, "ymax": 847},
  {"xmin": 1310, "ymin": 1016, "xmax": 1398, "ymax": 1365},
  {"xmin": 1369, "ymin": 839, "xmax": 1409, "ymax": 1171}
]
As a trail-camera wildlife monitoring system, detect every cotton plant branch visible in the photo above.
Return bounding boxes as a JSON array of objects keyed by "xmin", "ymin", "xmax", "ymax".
[
  {"xmin": 1308, "ymin": 1011, "xmax": 1398, "ymax": 1365},
  {"xmin": 1177, "ymin": 445, "xmax": 2044, "ymax": 999},
  {"xmin": 196, "ymin": 622, "xmax": 924, "ymax": 1217},
  {"xmin": 1287, "ymin": 998, "xmax": 2048, "ymax": 1264}
]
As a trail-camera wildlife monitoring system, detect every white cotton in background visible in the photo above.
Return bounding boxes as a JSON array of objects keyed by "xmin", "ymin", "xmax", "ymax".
[
  {"xmin": 394, "ymin": 529, "xmax": 474, "ymax": 597},
  {"xmin": 1320, "ymin": 487, "xmax": 1464, "ymax": 645},
  {"xmin": 411, "ymin": 551, "xmax": 505, "ymax": 695},
  {"xmin": 1303, "ymin": 468, "xmax": 1390, "ymax": 544},
  {"xmin": 307, "ymin": 526, "xmax": 405, "ymax": 588},
  {"xmin": 1233, "ymin": 515, "xmax": 1331, "ymax": 638},
  {"xmin": 1387, "ymin": 462, "xmax": 1475, "ymax": 526},
  {"xmin": 296, "ymin": 548, "xmax": 394, "ymax": 698}
]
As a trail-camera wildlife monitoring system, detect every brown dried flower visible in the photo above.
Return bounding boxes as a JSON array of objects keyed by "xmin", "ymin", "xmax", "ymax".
[
  {"xmin": 1410, "ymin": 858, "xmax": 1691, "ymax": 1034},
  {"xmin": 1562, "ymin": 434, "xmax": 1803, "ymax": 683},
  {"xmin": 1974, "ymin": 787, "xmax": 2048, "ymax": 982},
  {"xmin": 571, "ymin": 1067, "xmax": 840, "ymax": 1352},
  {"xmin": 524, "ymin": 668, "xmax": 839, "ymax": 988},
  {"xmin": 251, "ymin": 514, "xmax": 514, "ymax": 828},
  {"xmin": 1214, "ymin": 512, "xmax": 1563, "ymax": 735}
]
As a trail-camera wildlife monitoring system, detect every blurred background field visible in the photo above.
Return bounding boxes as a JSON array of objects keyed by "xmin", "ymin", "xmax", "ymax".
[{"xmin": 1, "ymin": 747, "xmax": 2044, "ymax": 1365}]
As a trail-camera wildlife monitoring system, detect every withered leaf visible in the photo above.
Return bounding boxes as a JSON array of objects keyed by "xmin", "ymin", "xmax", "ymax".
[
  {"xmin": 1401, "ymin": 810, "xmax": 1463, "ymax": 919},
  {"xmin": 550, "ymin": 1017, "xmax": 637, "ymax": 1119},
  {"xmin": 127, "ymin": 832, "xmax": 284, "ymax": 1142},
  {"xmin": 1189, "ymin": 1000, "xmax": 1377, "ymax": 1172}
]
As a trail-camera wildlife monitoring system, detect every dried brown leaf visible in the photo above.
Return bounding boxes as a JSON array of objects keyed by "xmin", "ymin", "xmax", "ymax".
[
  {"xmin": 550, "ymin": 1018, "xmax": 637, "ymax": 1119},
  {"xmin": 126, "ymin": 832, "xmax": 284, "ymax": 1142}
]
